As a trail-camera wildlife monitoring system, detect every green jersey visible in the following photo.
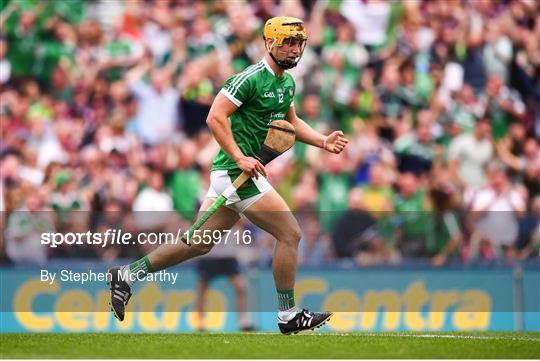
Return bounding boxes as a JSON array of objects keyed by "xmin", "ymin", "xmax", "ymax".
[
  {"xmin": 212, "ymin": 59, "xmax": 296, "ymax": 171},
  {"xmin": 393, "ymin": 189, "xmax": 432, "ymax": 237}
]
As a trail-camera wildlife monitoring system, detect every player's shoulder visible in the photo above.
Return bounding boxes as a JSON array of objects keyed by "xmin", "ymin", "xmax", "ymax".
[
  {"xmin": 231, "ymin": 61, "xmax": 265, "ymax": 80},
  {"xmin": 223, "ymin": 61, "xmax": 266, "ymax": 89}
]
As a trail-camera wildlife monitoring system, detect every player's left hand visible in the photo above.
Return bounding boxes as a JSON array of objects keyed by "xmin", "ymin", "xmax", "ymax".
[{"xmin": 324, "ymin": 131, "xmax": 349, "ymax": 154}]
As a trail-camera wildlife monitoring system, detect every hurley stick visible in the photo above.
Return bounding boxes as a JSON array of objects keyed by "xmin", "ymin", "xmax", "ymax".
[{"xmin": 182, "ymin": 120, "xmax": 296, "ymax": 244}]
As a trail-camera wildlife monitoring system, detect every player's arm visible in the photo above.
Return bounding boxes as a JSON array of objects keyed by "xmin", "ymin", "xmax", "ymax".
[
  {"xmin": 286, "ymin": 105, "xmax": 348, "ymax": 154},
  {"xmin": 206, "ymin": 93, "xmax": 266, "ymax": 177}
]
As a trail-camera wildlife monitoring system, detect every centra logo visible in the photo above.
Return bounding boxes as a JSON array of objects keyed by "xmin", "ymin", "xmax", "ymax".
[{"xmin": 263, "ymin": 91, "xmax": 275, "ymax": 98}]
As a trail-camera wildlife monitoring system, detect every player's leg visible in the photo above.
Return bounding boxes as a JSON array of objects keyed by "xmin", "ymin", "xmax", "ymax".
[
  {"xmin": 146, "ymin": 200, "xmax": 241, "ymax": 270},
  {"xmin": 229, "ymin": 273, "xmax": 253, "ymax": 331},
  {"xmin": 244, "ymin": 189, "xmax": 300, "ymax": 292},
  {"xmin": 108, "ymin": 198, "xmax": 240, "ymax": 321},
  {"xmin": 196, "ymin": 272, "xmax": 209, "ymax": 332},
  {"xmin": 243, "ymin": 189, "xmax": 332, "ymax": 334}
]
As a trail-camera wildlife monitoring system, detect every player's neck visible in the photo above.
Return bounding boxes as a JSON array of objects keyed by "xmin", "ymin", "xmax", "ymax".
[{"xmin": 264, "ymin": 54, "xmax": 285, "ymax": 77}]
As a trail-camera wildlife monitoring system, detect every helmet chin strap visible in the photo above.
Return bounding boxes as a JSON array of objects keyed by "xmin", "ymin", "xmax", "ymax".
[{"xmin": 269, "ymin": 52, "xmax": 297, "ymax": 70}]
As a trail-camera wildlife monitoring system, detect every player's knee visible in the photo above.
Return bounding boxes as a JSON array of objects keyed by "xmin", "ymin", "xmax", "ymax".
[{"xmin": 281, "ymin": 225, "xmax": 301, "ymax": 247}]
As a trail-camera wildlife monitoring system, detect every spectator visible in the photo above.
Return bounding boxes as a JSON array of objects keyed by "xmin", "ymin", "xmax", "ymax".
[
  {"xmin": 448, "ymin": 118, "xmax": 494, "ymax": 189},
  {"xmin": 359, "ymin": 162, "xmax": 394, "ymax": 217},
  {"xmin": 187, "ymin": 16, "xmax": 221, "ymax": 59},
  {"xmin": 331, "ymin": 188, "xmax": 379, "ymax": 260},
  {"xmin": 292, "ymin": 169, "xmax": 318, "ymax": 212},
  {"xmin": 375, "ymin": 62, "xmax": 411, "ymax": 138},
  {"xmin": 167, "ymin": 140, "xmax": 204, "ymax": 222},
  {"xmin": 0, "ymin": 152, "xmax": 22, "ymax": 195},
  {"xmin": 481, "ymin": 74, "xmax": 526, "ymax": 140},
  {"xmin": 349, "ymin": 119, "xmax": 396, "ymax": 185},
  {"xmin": 439, "ymin": 84, "xmax": 484, "ymax": 134},
  {"xmin": 132, "ymin": 168, "xmax": 173, "ymax": 213},
  {"xmin": 294, "ymin": 93, "xmax": 322, "ymax": 165},
  {"xmin": 5, "ymin": 187, "xmax": 54, "ymax": 264},
  {"xmin": 298, "ymin": 212, "xmax": 333, "ymax": 267},
  {"xmin": 351, "ymin": 69, "xmax": 378, "ymax": 121},
  {"xmin": 496, "ymin": 123, "xmax": 539, "ymax": 188},
  {"xmin": 340, "ymin": 0, "xmax": 391, "ymax": 50},
  {"xmin": 223, "ymin": 3, "xmax": 260, "ymax": 72},
  {"xmin": 394, "ymin": 109, "xmax": 440, "ymax": 177},
  {"xmin": 468, "ymin": 162, "xmax": 526, "ymax": 261},
  {"xmin": 428, "ymin": 172, "xmax": 463, "ymax": 266},
  {"xmin": 50, "ymin": 170, "xmax": 86, "ymax": 214},
  {"xmin": 393, "ymin": 172, "xmax": 433, "ymax": 258},
  {"xmin": 94, "ymin": 198, "xmax": 132, "ymax": 262},
  {"xmin": 4, "ymin": 5, "xmax": 41, "ymax": 81},
  {"xmin": 483, "ymin": 18, "xmax": 513, "ymax": 83},
  {"xmin": 320, "ymin": 19, "xmax": 368, "ymax": 131},
  {"xmin": 314, "ymin": 151, "xmax": 353, "ymax": 234},
  {"xmin": 125, "ymin": 61, "xmax": 181, "ymax": 145},
  {"xmin": 179, "ymin": 60, "xmax": 214, "ymax": 136}
]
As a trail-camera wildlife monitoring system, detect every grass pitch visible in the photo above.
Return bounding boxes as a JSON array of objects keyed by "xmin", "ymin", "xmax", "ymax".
[{"xmin": 1, "ymin": 332, "xmax": 539, "ymax": 359}]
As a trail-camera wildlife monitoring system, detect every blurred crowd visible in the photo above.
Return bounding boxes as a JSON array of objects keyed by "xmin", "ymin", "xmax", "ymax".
[{"xmin": 1, "ymin": 0, "xmax": 539, "ymax": 267}]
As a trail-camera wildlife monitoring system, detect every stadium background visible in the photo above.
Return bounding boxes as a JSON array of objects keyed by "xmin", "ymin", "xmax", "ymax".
[{"xmin": 1, "ymin": 0, "xmax": 539, "ymax": 334}]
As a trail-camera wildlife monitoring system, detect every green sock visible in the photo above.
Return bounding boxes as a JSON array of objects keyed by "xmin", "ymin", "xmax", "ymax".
[
  {"xmin": 277, "ymin": 288, "xmax": 295, "ymax": 311},
  {"xmin": 124, "ymin": 256, "xmax": 154, "ymax": 286},
  {"xmin": 128, "ymin": 256, "xmax": 153, "ymax": 276}
]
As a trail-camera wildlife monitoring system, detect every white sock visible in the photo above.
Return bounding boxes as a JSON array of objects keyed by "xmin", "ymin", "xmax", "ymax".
[{"xmin": 278, "ymin": 306, "xmax": 299, "ymax": 322}]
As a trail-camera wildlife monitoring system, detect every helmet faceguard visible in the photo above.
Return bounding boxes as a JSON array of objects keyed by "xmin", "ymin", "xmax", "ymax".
[{"xmin": 263, "ymin": 17, "xmax": 308, "ymax": 70}]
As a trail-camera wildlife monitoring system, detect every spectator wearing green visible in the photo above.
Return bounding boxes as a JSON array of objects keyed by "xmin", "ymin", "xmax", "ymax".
[
  {"xmin": 376, "ymin": 63, "xmax": 413, "ymax": 139},
  {"xmin": 393, "ymin": 172, "xmax": 434, "ymax": 258},
  {"xmin": 320, "ymin": 20, "xmax": 368, "ymax": 133},
  {"xmin": 100, "ymin": 31, "xmax": 145, "ymax": 82},
  {"xmin": 186, "ymin": 17, "xmax": 219, "ymax": 59},
  {"xmin": 481, "ymin": 74, "xmax": 526, "ymax": 141},
  {"xmin": 439, "ymin": 84, "xmax": 484, "ymax": 134},
  {"xmin": 180, "ymin": 61, "xmax": 214, "ymax": 105},
  {"xmin": 400, "ymin": 58, "xmax": 430, "ymax": 112},
  {"xmin": 223, "ymin": 9, "xmax": 259, "ymax": 73},
  {"xmin": 294, "ymin": 94, "xmax": 321, "ymax": 166},
  {"xmin": 394, "ymin": 110, "xmax": 438, "ymax": 176},
  {"xmin": 50, "ymin": 171, "xmax": 84, "ymax": 214},
  {"xmin": 4, "ymin": 2, "xmax": 43, "ymax": 80},
  {"xmin": 4, "ymin": 0, "xmax": 83, "ymax": 84},
  {"xmin": 353, "ymin": 69, "xmax": 376, "ymax": 121},
  {"xmin": 427, "ymin": 174, "xmax": 463, "ymax": 266},
  {"xmin": 167, "ymin": 140, "xmax": 203, "ymax": 222},
  {"xmin": 316, "ymin": 152, "xmax": 352, "ymax": 234}
]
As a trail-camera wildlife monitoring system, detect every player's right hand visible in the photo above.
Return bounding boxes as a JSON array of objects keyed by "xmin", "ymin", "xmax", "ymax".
[{"xmin": 236, "ymin": 156, "xmax": 266, "ymax": 179}]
